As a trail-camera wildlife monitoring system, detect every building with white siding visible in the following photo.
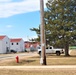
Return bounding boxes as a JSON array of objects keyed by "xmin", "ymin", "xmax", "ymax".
[
  {"xmin": 0, "ymin": 35, "xmax": 10, "ymax": 53},
  {"xmin": 10, "ymin": 38, "xmax": 24, "ymax": 52}
]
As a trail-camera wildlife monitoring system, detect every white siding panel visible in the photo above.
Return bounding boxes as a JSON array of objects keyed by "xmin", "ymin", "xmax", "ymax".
[
  {"xmin": 2, "ymin": 36, "xmax": 10, "ymax": 53},
  {"xmin": 0, "ymin": 41, "xmax": 3, "ymax": 53},
  {"xmin": 10, "ymin": 39, "xmax": 24, "ymax": 52}
]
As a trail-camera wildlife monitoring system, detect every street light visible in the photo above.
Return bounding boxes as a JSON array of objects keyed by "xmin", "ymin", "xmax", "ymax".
[{"xmin": 40, "ymin": 0, "xmax": 46, "ymax": 65}]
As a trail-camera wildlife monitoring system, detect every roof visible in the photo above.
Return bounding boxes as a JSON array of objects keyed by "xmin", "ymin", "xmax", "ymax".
[
  {"xmin": 10, "ymin": 38, "xmax": 22, "ymax": 42},
  {"xmin": 0, "ymin": 35, "xmax": 6, "ymax": 40}
]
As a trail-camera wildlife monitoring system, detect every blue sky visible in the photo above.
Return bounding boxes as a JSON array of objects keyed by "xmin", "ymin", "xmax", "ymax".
[{"xmin": 0, "ymin": 0, "xmax": 47, "ymax": 41}]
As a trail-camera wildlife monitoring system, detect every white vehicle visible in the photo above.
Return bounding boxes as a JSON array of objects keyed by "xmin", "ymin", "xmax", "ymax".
[{"xmin": 37, "ymin": 46, "xmax": 64, "ymax": 56}]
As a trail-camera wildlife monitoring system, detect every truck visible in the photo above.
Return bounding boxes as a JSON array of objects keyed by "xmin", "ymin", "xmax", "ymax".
[{"xmin": 37, "ymin": 46, "xmax": 64, "ymax": 56}]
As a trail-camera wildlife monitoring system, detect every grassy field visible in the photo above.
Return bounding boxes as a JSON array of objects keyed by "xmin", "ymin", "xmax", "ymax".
[
  {"xmin": 0, "ymin": 52, "xmax": 76, "ymax": 75},
  {"xmin": 0, "ymin": 54, "xmax": 76, "ymax": 66}
]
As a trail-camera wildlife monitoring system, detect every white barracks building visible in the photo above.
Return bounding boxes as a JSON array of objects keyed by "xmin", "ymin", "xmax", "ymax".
[
  {"xmin": 0, "ymin": 35, "xmax": 10, "ymax": 53},
  {"xmin": 0, "ymin": 35, "xmax": 24, "ymax": 54},
  {"xmin": 10, "ymin": 38, "xmax": 24, "ymax": 52}
]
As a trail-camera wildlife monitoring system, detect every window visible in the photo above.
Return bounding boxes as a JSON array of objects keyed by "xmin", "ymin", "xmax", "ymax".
[
  {"xmin": 12, "ymin": 43, "xmax": 13, "ymax": 45},
  {"xmin": 17, "ymin": 43, "xmax": 18, "ymax": 45},
  {"xmin": 46, "ymin": 47, "xmax": 48, "ymax": 49},
  {"xmin": 6, "ymin": 42, "xmax": 7, "ymax": 44},
  {"xmin": 50, "ymin": 47, "xmax": 52, "ymax": 49}
]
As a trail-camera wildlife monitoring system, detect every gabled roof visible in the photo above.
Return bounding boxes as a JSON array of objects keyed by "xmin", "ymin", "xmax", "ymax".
[
  {"xmin": 0, "ymin": 35, "xmax": 6, "ymax": 40},
  {"xmin": 10, "ymin": 38, "xmax": 22, "ymax": 42}
]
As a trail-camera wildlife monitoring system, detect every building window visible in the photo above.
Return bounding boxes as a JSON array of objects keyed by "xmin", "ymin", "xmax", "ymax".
[
  {"xmin": 17, "ymin": 43, "xmax": 18, "ymax": 45},
  {"xmin": 6, "ymin": 42, "xmax": 7, "ymax": 44},
  {"xmin": 12, "ymin": 43, "xmax": 13, "ymax": 45}
]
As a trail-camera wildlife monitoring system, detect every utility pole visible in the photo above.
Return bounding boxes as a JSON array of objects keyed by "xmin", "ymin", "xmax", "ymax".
[{"xmin": 40, "ymin": 0, "xmax": 46, "ymax": 65}]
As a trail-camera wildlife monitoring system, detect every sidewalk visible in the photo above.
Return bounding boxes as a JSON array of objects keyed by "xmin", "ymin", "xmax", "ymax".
[{"xmin": 0, "ymin": 65, "xmax": 76, "ymax": 69}]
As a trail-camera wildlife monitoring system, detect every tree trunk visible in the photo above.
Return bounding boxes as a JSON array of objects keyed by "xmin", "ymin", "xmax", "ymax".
[{"xmin": 64, "ymin": 42, "xmax": 70, "ymax": 56}]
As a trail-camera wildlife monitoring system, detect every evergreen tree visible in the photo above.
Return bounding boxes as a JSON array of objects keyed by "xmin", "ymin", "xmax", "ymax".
[
  {"xmin": 30, "ymin": 0, "xmax": 76, "ymax": 56},
  {"xmin": 30, "ymin": 25, "xmax": 40, "ymax": 42},
  {"xmin": 45, "ymin": 0, "xmax": 76, "ymax": 56}
]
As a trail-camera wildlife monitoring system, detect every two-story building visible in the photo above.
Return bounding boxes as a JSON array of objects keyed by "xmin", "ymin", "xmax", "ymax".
[
  {"xmin": 0, "ymin": 35, "xmax": 10, "ymax": 53},
  {"xmin": 10, "ymin": 38, "xmax": 24, "ymax": 52},
  {"xmin": 0, "ymin": 35, "xmax": 25, "ymax": 53}
]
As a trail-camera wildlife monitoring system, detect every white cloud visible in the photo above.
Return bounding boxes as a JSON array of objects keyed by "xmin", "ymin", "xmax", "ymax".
[
  {"xmin": 23, "ymin": 35, "xmax": 38, "ymax": 41},
  {"xmin": 0, "ymin": 0, "xmax": 11, "ymax": 2},
  {"xmin": 6, "ymin": 25, "xmax": 13, "ymax": 28},
  {"xmin": 0, "ymin": 0, "xmax": 47, "ymax": 18},
  {"xmin": 0, "ymin": 25, "xmax": 13, "ymax": 33}
]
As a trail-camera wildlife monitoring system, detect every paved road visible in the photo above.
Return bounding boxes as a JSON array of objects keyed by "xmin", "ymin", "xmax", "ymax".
[{"xmin": 0, "ymin": 52, "xmax": 37, "ymax": 60}]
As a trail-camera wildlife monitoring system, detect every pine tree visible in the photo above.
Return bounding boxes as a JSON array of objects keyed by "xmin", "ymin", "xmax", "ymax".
[
  {"xmin": 45, "ymin": 0, "xmax": 76, "ymax": 56},
  {"xmin": 30, "ymin": 0, "xmax": 76, "ymax": 56},
  {"xmin": 30, "ymin": 25, "xmax": 40, "ymax": 42}
]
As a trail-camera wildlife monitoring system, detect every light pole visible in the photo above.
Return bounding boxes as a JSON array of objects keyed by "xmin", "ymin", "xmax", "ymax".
[{"xmin": 40, "ymin": 0, "xmax": 46, "ymax": 65}]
